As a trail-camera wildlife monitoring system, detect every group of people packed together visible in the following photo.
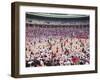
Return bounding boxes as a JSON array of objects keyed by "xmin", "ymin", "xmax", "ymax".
[{"xmin": 26, "ymin": 36, "xmax": 89, "ymax": 67}]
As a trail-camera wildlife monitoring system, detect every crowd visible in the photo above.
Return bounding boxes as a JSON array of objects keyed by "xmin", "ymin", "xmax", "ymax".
[
  {"xmin": 25, "ymin": 14, "xmax": 90, "ymax": 67},
  {"xmin": 25, "ymin": 36, "xmax": 90, "ymax": 67}
]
